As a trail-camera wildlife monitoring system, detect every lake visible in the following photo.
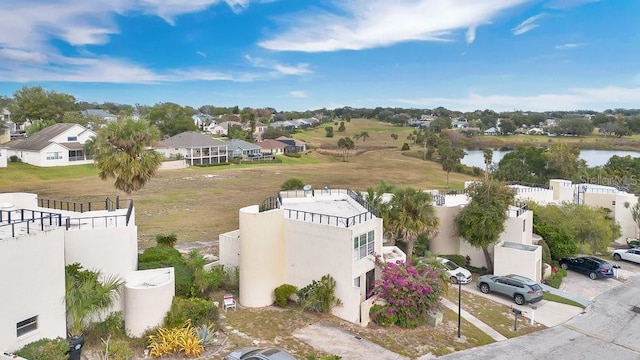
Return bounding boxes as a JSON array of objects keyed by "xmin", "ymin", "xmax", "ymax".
[{"xmin": 461, "ymin": 149, "xmax": 640, "ymax": 168}]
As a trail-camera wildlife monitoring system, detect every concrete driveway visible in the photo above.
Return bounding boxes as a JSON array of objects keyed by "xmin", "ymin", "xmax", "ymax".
[
  {"xmin": 560, "ymin": 258, "xmax": 640, "ymax": 300},
  {"xmin": 439, "ymin": 275, "xmax": 640, "ymax": 359},
  {"xmin": 462, "ymin": 283, "xmax": 584, "ymax": 327}
]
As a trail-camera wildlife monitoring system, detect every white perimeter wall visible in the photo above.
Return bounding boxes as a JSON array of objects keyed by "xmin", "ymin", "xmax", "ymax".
[
  {"xmin": 218, "ymin": 230, "xmax": 240, "ymax": 267},
  {"xmin": 0, "ymin": 230, "xmax": 67, "ymax": 352},
  {"xmin": 124, "ymin": 268, "xmax": 175, "ymax": 337},
  {"xmin": 0, "ymin": 148, "xmax": 7, "ymax": 168}
]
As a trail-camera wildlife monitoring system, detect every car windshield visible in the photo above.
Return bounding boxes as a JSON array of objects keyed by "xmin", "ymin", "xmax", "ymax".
[
  {"xmin": 600, "ymin": 262, "xmax": 612, "ymax": 269},
  {"xmin": 529, "ymin": 284, "xmax": 542, "ymax": 291},
  {"xmin": 442, "ymin": 260, "xmax": 459, "ymax": 270}
]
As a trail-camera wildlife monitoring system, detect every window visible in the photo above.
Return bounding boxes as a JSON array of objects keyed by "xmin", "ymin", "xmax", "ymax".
[
  {"xmin": 17, "ymin": 316, "xmax": 37, "ymax": 337},
  {"xmin": 67, "ymin": 136, "xmax": 77, "ymax": 141},
  {"xmin": 46, "ymin": 152, "xmax": 63, "ymax": 160},
  {"xmin": 353, "ymin": 230, "xmax": 375, "ymax": 260},
  {"xmin": 353, "ymin": 276, "xmax": 361, "ymax": 287},
  {"xmin": 523, "ymin": 219, "xmax": 526, "ymax": 232}
]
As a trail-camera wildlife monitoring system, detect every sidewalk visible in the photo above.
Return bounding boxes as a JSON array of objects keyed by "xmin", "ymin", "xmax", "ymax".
[{"xmin": 440, "ymin": 298, "xmax": 508, "ymax": 342}]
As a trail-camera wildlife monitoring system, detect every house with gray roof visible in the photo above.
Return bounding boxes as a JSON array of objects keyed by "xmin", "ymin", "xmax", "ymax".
[
  {"xmin": 81, "ymin": 109, "xmax": 118, "ymax": 122},
  {"xmin": 7, "ymin": 123, "xmax": 96, "ymax": 167},
  {"xmin": 161, "ymin": 131, "xmax": 228, "ymax": 165},
  {"xmin": 226, "ymin": 139, "xmax": 262, "ymax": 159}
]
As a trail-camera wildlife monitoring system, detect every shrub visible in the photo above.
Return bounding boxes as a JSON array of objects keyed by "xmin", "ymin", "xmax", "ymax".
[
  {"xmin": 155, "ymin": 233, "xmax": 178, "ymax": 248},
  {"xmin": 274, "ymin": 284, "xmax": 298, "ymax": 307},
  {"xmin": 284, "ymin": 152, "xmax": 302, "ymax": 158},
  {"xmin": 546, "ymin": 268, "xmax": 567, "ymax": 289},
  {"xmin": 99, "ymin": 337, "xmax": 134, "ymax": 360},
  {"xmin": 195, "ymin": 323, "xmax": 217, "ymax": 346},
  {"xmin": 147, "ymin": 321, "xmax": 204, "ymax": 358},
  {"xmin": 139, "ymin": 246, "xmax": 183, "ymax": 263},
  {"xmin": 222, "ymin": 266, "xmax": 240, "ymax": 291},
  {"xmin": 369, "ymin": 258, "xmax": 444, "ymax": 328},
  {"xmin": 534, "ymin": 225, "xmax": 578, "ymax": 260},
  {"xmin": 369, "ymin": 304, "xmax": 397, "ymax": 327},
  {"xmin": 86, "ymin": 311, "xmax": 126, "ymax": 343},
  {"xmin": 164, "ymin": 297, "xmax": 219, "ymax": 328},
  {"xmin": 297, "ymin": 275, "xmax": 342, "ymax": 313},
  {"xmin": 9, "ymin": 155, "xmax": 20, "ymax": 162},
  {"xmin": 281, "ymin": 177, "xmax": 305, "ymax": 191},
  {"xmin": 139, "ymin": 247, "xmax": 193, "ymax": 297},
  {"xmin": 401, "ymin": 143, "xmax": 410, "ymax": 151},
  {"xmin": 15, "ymin": 338, "xmax": 68, "ymax": 360}
]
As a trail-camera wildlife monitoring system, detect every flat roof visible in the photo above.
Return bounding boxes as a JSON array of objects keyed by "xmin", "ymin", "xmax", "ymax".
[
  {"xmin": 282, "ymin": 197, "xmax": 366, "ymax": 218},
  {"xmin": 501, "ymin": 241, "xmax": 538, "ymax": 251}
]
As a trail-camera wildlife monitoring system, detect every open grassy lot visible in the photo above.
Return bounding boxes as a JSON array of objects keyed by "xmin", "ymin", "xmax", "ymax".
[
  {"xmin": 465, "ymin": 133, "xmax": 640, "ymax": 151},
  {"xmin": 0, "ymin": 120, "xmax": 475, "ymax": 246}
]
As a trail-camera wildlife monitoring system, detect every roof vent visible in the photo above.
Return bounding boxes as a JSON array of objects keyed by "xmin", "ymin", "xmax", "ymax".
[{"xmin": 632, "ymin": 306, "xmax": 640, "ymax": 314}]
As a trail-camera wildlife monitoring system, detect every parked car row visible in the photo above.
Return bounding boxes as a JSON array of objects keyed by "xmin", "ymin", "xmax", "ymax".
[{"xmin": 559, "ymin": 256, "xmax": 615, "ymax": 280}]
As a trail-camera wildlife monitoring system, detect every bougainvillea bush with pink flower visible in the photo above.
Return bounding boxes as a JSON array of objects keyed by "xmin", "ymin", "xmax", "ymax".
[{"xmin": 369, "ymin": 258, "xmax": 444, "ymax": 328}]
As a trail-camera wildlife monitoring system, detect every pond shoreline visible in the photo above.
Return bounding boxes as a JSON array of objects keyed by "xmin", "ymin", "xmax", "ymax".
[{"xmin": 463, "ymin": 136, "xmax": 640, "ymax": 152}]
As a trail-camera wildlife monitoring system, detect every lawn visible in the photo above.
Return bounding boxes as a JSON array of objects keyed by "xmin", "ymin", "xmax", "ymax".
[{"xmin": 0, "ymin": 120, "xmax": 477, "ymax": 245}]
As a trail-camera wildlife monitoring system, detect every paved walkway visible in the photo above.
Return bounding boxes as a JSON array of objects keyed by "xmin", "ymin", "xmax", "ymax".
[{"xmin": 439, "ymin": 298, "xmax": 508, "ymax": 342}]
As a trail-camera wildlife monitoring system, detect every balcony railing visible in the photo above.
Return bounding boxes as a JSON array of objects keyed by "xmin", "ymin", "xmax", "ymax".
[
  {"xmin": 37, "ymin": 196, "xmax": 130, "ymax": 213},
  {"xmin": 284, "ymin": 208, "xmax": 374, "ymax": 228}
]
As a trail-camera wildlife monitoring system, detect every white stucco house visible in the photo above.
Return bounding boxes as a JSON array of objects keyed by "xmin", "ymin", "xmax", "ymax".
[
  {"xmin": 428, "ymin": 186, "xmax": 542, "ymax": 282},
  {"xmin": 0, "ymin": 193, "xmax": 175, "ymax": 352},
  {"xmin": 7, "ymin": 123, "xmax": 96, "ymax": 167},
  {"xmin": 218, "ymin": 189, "xmax": 405, "ymax": 327},
  {"xmin": 512, "ymin": 179, "xmax": 639, "ymax": 242},
  {"xmin": 0, "ymin": 147, "xmax": 7, "ymax": 168}
]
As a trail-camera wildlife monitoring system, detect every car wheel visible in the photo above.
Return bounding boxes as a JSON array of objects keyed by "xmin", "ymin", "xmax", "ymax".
[
  {"xmin": 479, "ymin": 283, "xmax": 490, "ymax": 294},
  {"xmin": 589, "ymin": 272, "xmax": 598, "ymax": 280},
  {"xmin": 614, "ymin": 253, "xmax": 622, "ymax": 261},
  {"xmin": 514, "ymin": 294, "xmax": 525, "ymax": 305},
  {"xmin": 560, "ymin": 263, "xmax": 569, "ymax": 270},
  {"xmin": 450, "ymin": 276, "xmax": 458, "ymax": 284}
]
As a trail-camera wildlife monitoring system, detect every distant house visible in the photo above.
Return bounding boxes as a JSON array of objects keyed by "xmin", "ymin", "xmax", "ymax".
[
  {"xmin": 81, "ymin": 109, "xmax": 118, "ymax": 123},
  {"xmin": 192, "ymin": 113, "xmax": 216, "ymax": 129},
  {"xmin": 7, "ymin": 123, "xmax": 96, "ymax": 167},
  {"xmin": 226, "ymin": 139, "xmax": 262, "ymax": 159},
  {"xmin": 251, "ymin": 121, "xmax": 268, "ymax": 140},
  {"xmin": 217, "ymin": 121, "xmax": 243, "ymax": 136},
  {"xmin": 484, "ymin": 127, "xmax": 497, "ymax": 136},
  {"xmin": 161, "ymin": 131, "xmax": 228, "ymax": 165},
  {"xmin": 256, "ymin": 139, "xmax": 287, "ymax": 156},
  {"xmin": 275, "ymin": 136, "xmax": 307, "ymax": 152},
  {"xmin": 527, "ymin": 127, "xmax": 545, "ymax": 135}
]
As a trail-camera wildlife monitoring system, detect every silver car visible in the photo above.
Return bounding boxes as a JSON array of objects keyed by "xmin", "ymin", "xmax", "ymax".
[{"xmin": 477, "ymin": 274, "xmax": 543, "ymax": 305}]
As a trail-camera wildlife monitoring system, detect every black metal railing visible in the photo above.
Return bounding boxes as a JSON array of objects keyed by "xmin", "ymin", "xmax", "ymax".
[
  {"xmin": 0, "ymin": 209, "xmax": 64, "ymax": 224},
  {"xmin": 37, "ymin": 196, "xmax": 130, "ymax": 213},
  {"xmin": 125, "ymin": 200, "xmax": 134, "ymax": 225},
  {"xmin": 284, "ymin": 208, "xmax": 374, "ymax": 228},
  {"xmin": 346, "ymin": 189, "xmax": 378, "ymax": 216}
]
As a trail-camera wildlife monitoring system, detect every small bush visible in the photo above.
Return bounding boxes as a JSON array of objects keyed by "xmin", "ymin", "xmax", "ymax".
[
  {"xmin": 369, "ymin": 304, "xmax": 397, "ymax": 327},
  {"xmin": 546, "ymin": 268, "xmax": 567, "ymax": 289},
  {"xmin": 164, "ymin": 297, "xmax": 219, "ymax": 328},
  {"xmin": 223, "ymin": 266, "xmax": 240, "ymax": 291},
  {"xmin": 86, "ymin": 311, "xmax": 126, "ymax": 343},
  {"xmin": 139, "ymin": 246, "xmax": 183, "ymax": 263},
  {"xmin": 147, "ymin": 321, "xmax": 204, "ymax": 358},
  {"xmin": 99, "ymin": 337, "xmax": 134, "ymax": 360},
  {"xmin": 281, "ymin": 177, "xmax": 304, "ymax": 191},
  {"xmin": 155, "ymin": 233, "xmax": 178, "ymax": 248},
  {"xmin": 9, "ymin": 155, "xmax": 20, "ymax": 162},
  {"xmin": 401, "ymin": 143, "xmax": 410, "ymax": 151},
  {"xmin": 297, "ymin": 275, "xmax": 342, "ymax": 313},
  {"xmin": 15, "ymin": 338, "xmax": 68, "ymax": 360},
  {"xmin": 274, "ymin": 284, "xmax": 298, "ymax": 307},
  {"xmin": 284, "ymin": 152, "xmax": 302, "ymax": 158},
  {"xmin": 139, "ymin": 246, "xmax": 193, "ymax": 297}
]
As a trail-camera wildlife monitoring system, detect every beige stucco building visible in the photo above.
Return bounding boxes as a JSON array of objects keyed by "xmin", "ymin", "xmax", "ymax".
[
  {"xmin": 218, "ymin": 189, "xmax": 405, "ymax": 326},
  {"xmin": 0, "ymin": 193, "xmax": 174, "ymax": 352}
]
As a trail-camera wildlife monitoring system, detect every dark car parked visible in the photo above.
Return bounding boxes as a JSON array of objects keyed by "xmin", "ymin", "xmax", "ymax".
[{"xmin": 559, "ymin": 256, "xmax": 614, "ymax": 280}]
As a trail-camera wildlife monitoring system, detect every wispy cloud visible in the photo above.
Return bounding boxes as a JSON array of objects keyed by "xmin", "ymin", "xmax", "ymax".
[
  {"xmin": 196, "ymin": 51, "xmax": 207, "ymax": 58},
  {"xmin": 465, "ymin": 26, "xmax": 477, "ymax": 44},
  {"xmin": 259, "ymin": 0, "xmax": 529, "ymax": 52},
  {"xmin": 555, "ymin": 43, "xmax": 583, "ymax": 50},
  {"xmin": 244, "ymin": 55, "xmax": 312, "ymax": 76},
  {"xmin": 512, "ymin": 13, "xmax": 544, "ymax": 35},
  {"xmin": 289, "ymin": 91, "xmax": 307, "ymax": 98},
  {"xmin": 392, "ymin": 86, "xmax": 640, "ymax": 112}
]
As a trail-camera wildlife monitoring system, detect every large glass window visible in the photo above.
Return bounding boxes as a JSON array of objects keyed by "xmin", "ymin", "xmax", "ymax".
[{"xmin": 353, "ymin": 230, "xmax": 375, "ymax": 260}]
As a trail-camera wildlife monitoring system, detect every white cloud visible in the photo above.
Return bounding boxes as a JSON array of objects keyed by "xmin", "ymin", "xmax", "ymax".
[
  {"xmin": 196, "ymin": 51, "xmax": 207, "ymax": 58},
  {"xmin": 512, "ymin": 13, "xmax": 544, "ymax": 35},
  {"xmin": 259, "ymin": 0, "xmax": 529, "ymax": 52},
  {"xmin": 555, "ymin": 43, "xmax": 583, "ymax": 50},
  {"xmin": 0, "ymin": 48, "xmax": 48, "ymax": 64},
  {"xmin": 392, "ymin": 86, "xmax": 640, "ymax": 112},
  {"xmin": 244, "ymin": 55, "xmax": 312, "ymax": 76},
  {"xmin": 289, "ymin": 91, "xmax": 307, "ymax": 98},
  {"xmin": 466, "ymin": 26, "xmax": 477, "ymax": 44}
]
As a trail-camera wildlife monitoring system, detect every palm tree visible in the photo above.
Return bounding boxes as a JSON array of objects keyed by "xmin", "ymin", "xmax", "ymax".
[
  {"xmin": 65, "ymin": 263, "xmax": 124, "ymax": 338},
  {"xmin": 483, "ymin": 149, "xmax": 493, "ymax": 179},
  {"xmin": 386, "ymin": 187, "xmax": 439, "ymax": 257},
  {"xmin": 91, "ymin": 118, "xmax": 163, "ymax": 195}
]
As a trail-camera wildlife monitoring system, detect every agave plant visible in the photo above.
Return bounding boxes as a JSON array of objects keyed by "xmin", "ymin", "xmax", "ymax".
[{"xmin": 195, "ymin": 323, "xmax": 217, "ymax": 346}]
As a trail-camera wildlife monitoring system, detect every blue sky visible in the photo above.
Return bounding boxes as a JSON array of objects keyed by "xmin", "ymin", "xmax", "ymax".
[{"xmin": 0, "ymin": 0, "xmax": 638, "ymax": 112}]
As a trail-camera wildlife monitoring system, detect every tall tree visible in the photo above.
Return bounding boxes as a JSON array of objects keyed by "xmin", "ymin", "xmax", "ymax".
[
  {"xmin": 337, "ymin": 137, "xmax": 355, "ymax": 161},
  {"xmin": 90, "ymin": 119, "xmax": 163, "ymax": 195},
  {"xmin": 438, "ymin": 140, "xmax": 465, "ymax": 188},
  {"xmin": 146, "ymin": 102, "xmax": 197, "ymax": 137},
  {"xmin": 454, "ymin": 180, "xmax": 516, "ymax": 271},
  {"xmin": 483, "ymin": 149, "xmax": 493, "ymax": 179},
  {"xmin": 9, "ymin": 86, "xmax": 77, "ymax": 124},
  {"xmin": 386, "ymin": 187, "xmax": 439, "ymax": 257},
  {"xmin": 544, "ymin": 143, "xmax": 586, "ymax": 180}
]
